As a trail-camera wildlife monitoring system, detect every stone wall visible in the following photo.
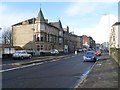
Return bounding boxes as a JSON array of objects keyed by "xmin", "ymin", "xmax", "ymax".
[
  {"xmin": 12, "ymin": 24, "xmax": 34, "ymax": 49},
  {"xmin": 110, "ymin": 48, "xmax": 120, "ymax": 66}
]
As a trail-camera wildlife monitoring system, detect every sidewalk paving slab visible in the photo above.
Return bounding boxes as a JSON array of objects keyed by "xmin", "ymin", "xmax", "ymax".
[{"xmin": 77, "ymin": 54, "xmax": 119, "ymax": 89}]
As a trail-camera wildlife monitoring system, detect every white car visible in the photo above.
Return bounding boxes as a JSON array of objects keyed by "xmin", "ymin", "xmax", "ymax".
[
  {"xmin": 13, "ymin": 51, "xmax": 32, "ymax": 59},
  {"xmin": 50, "ymin": 49, "xmax": 59, "ymax": 54}
]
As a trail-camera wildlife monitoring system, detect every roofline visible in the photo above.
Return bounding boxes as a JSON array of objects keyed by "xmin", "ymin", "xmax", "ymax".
[
  {"xmin": 112, "ymin": 22, "xmax": 120, "ymax": 26},
  {"xmin": 12, "ymin": 18, "xmax": 36, "ymax": 26}
]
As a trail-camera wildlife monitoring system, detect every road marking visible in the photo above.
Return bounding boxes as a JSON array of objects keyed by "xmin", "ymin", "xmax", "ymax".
[
  {"xmin": 0, "ymin": 62, "xmax": 44, "ymax": 73},
  {"xmin": 1, "ymin": 57, "xmax": 65, "ymax": 73},
  {"xmin": 74, "ymin": 61, "xmax": 97, "ymax": 88},
  {"xmin": 1, "ymin": 54, "xmax": 78, "ymax": 73},
  {"xmin": 63, "ymin": 57, "xmax": 71, "ymax": 60}
]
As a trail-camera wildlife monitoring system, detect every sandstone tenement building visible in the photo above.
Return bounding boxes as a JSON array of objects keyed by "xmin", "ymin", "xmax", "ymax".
[{"xmin": 12, "ymin": 9, "xmax": 96, "ymax": 55}]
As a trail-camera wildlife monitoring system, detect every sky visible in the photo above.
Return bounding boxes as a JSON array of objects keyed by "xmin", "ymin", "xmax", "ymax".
[{"xmin": 0, "ymin": 1, "xmax": 119, "ymax": 44}]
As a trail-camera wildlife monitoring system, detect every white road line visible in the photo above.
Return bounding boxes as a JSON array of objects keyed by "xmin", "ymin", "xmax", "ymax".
[
  {"xmin": 0, "ymin": 62, "xmax": 44, "ymax": 73},
  {"xmin": 63, "ymin": 57, "xmax": 71, "ymax": 60},
  {"xmin": 1, "ymin": 55, "xmax": 76, "ymax": 73},
  {"xmin": 1, "ymin": 58, "xmax": 63, "ymax": 73}
]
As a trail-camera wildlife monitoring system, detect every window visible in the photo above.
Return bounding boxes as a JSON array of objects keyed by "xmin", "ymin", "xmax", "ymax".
[
  {"xmin": 41, "ymin": 45, "xmax": 44, "ymax": 50},
  {"xmin": 49, "ymin": 35, "xmax": 52, "ymax": 42},
  {"xmin": 37, "ymin": 37, "xmax": 39, "ymax": 41},
  {"xmin": 113, "ymin": 36, "xmax": 115, "ymax": 41},
  {"xmin": 59, "ymin": 31, "xmax": 62, "ymax": 36},
  {"xmin": 36, "ymin": 34, "xmax": 40, "ymax": 41},
  {"xmin": 41, "ymin": 36, "xmax": 44, "ymax": 41},
  {"xmin": 38, "ymin": 24, "xmax": 40, "ymax": 31},
  {"xmin": 48, "ymin": 35, "xmax": 49, "ymax": 42},
  {"xmin": 59, "ymin": 38, "xmax": 62, "ymax": 43},
  {"xmin": 37, "ymin": 45, "xmax": 40, "ymax": 51},
  {"xmin": 41, "ymin": 24, "xmax": 45, "ymax": 31}
]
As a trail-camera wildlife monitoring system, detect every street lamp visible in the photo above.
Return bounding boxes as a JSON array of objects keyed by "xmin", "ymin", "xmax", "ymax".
[
  {"xmin": 0, "ymin": 28, "xmax": 2, "ymax": 44},
  {"xmin": 103, "ymin": 14, "xmax": 111, "ymax": 55}
]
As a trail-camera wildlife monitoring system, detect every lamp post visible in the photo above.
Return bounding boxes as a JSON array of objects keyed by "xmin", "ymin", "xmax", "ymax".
[
  {"xmin": 103, "ymin": 14, "xmax": 111, "ymax": 55},
  {"xmin": 108, "ymin": 14, "xmax": 111, "ymax": 56},
  {"xmin": 0, "ymin": 28, "xmax": 2, "ymax": 44},
  {"xmin": 0, "ymin": 27, "xmax": 2, "ymax": 59},
  {"xmin": 32, "ymin": 18, "xmax": 35, "ymax": 56}
]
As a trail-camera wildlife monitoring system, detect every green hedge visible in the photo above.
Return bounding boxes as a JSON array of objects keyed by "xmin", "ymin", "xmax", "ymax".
[{"xmin": 110, "ymin": 48, "xmax": 120, "ymax": 66}]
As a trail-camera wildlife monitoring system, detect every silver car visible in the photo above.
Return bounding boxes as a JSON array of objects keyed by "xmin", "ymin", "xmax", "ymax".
[
  {"xmin": 13, "ymin": 51, "xmax": 32, "ymax": 59},
  {"xmin": 50, "ymin": 49, "xmax": 59, "ymax": 55}
]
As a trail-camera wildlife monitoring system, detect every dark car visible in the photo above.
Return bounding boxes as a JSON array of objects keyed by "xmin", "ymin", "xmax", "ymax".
[{"xmin": 83, "ymin": 51, "xmax": 97, "ymax": 62}]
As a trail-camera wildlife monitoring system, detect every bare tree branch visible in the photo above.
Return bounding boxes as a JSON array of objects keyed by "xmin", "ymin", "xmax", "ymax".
[{"xmin": 2, "ymin": 27, "xmax": 11, "ymax": 44}]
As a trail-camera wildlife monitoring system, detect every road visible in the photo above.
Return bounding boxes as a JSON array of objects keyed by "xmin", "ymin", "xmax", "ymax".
[{"xmin": 2, "ymin": 53, "xmax": 95, "ymax": 88}]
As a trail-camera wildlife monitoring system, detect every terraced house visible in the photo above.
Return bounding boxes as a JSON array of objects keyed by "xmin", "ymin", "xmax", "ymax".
[
  {"xmin": 109, "ymin": 22, "xmax": 120, "ymax": 65},
  {"xmin": 12, "ymin": 9, "xmax": 82, "ymax": 55}
]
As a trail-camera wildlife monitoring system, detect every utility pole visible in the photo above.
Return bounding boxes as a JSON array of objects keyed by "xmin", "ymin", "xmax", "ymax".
[
  {"xmin": 103, "ymin": 14, "xmax": 111, "ymax": 55},
  {"xmin": 0, "ymin": 28, "xmax": 2, "ymax": 44}
]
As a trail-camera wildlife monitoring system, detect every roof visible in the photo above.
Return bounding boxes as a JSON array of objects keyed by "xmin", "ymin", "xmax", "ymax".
[
  {"xmin": 112, "ymin": 22, "xmax": 120, "ymax": 26},
  {"xmin": 12, "ymin": 18, "xmax": 36, "ymax": 26},
  {"xmin": 49, "ymin": 20, "xmax": 63, "ymax": 30},
  {"xmin": 36, "ymin": 9, "xmax": 45, "ymax": 22}
]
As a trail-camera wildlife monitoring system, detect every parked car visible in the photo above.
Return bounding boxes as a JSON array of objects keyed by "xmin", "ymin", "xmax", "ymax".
[
  {"xmin": 13, "ymin": 51, "xmax": 32, "ymax": 59},
  {"xmin": 83, "ymin": 51, "xmax": 97, "ymax": 62},
  {"xmin": 78, "ymin": 49, "xmax": 83, "ymax": 52},
  {"xmin": 95, "ymin": 49, "xmax": 102, "ymax": 56},
  {"xmin": 50, "ymin": 49, "xmax": 59, "ymax": 55}
]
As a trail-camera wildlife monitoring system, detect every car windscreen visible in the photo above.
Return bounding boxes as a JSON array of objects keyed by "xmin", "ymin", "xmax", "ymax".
[
  {"xmin": 86, "ymin": 52, "xmax": 94, "ymax": 55},
  {"xmin": 15, "ymin": 52, "xmax": 21, "ymax": 54},
  {"xmin": 15, "ymin": 52, "xmax": 26, "ymax": 54}
]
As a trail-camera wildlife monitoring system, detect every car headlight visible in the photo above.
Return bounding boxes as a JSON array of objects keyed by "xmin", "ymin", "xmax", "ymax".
[{"xmin": 83, "ymin": 56, "xmax": 86, "ymax": 59}]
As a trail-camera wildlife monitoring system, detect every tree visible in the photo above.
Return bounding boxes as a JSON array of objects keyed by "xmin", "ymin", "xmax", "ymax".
[{"xmin": 2, "ymin": 27, "xmax": 11, "ymax": 44}]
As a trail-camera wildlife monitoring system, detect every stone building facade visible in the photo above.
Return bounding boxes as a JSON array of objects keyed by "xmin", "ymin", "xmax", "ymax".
[
  {"xmin": 81, "ymin": 35, "xmax": 95, "ymax": 49},
  {"xmin": 110, "ymin": 22, "xmax": 120, "ymax": 48},
  {"xmin": 109, "ymin": 22, "xmax": 120, "ymax": 65},
  {"xmin": 12, "ymin": 9, "xmax": 85, "ymax": 55}
]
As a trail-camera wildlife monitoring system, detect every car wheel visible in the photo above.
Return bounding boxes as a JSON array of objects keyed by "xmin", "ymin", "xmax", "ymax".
[
  {"xmin": 21, "ymin": 56, "xmax": 24, "ymax": 60},
  {"xmin": 94, "ymin": 58, "xmax": 96, "ymax": 62},
  {"xmin": 29, "ymin": 56, "xmax": 31, "ymax": 59},
  {"xmin": 97, "ymin": 58, "xmax": 99, "ymax": 61}
]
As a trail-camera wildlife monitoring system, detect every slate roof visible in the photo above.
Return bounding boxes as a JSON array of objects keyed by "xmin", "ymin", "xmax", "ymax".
[
  {"xmin": 12, "ymin": 18, "xmax": 36, "ymax": 26},
  {"xmin": 36, "ymin": 8, "xmax": 45, "ymax": 22},
  {"xmin": 12, "ymin": 9, "xmax": 64, "ymax": 31},
  {"xmin": 49, "ymin": 20, "xmax": 63, "ymax": 30},
  {"xmin": 112, "ymin": 22, "xmax": 120, "ymax": 26}
]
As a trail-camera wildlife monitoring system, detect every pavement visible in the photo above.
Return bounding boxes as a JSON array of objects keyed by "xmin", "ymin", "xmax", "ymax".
[{"xmin": 76, "ymin": 53, "xmax": 119, "ymax": 89}]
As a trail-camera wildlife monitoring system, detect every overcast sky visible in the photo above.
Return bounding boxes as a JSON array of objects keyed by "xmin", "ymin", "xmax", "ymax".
[{"xmin": 0, "ymin": 1, "xmax": 119, "ymax": 44}]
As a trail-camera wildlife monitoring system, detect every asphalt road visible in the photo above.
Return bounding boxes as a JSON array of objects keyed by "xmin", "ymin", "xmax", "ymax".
[
  {"xmin": 2, "ymin": 53, "xmax": 95, "ymax": 88},
  {"xmin": 2, "ymin": 55, "xmax": 58, "ymax": 65}
]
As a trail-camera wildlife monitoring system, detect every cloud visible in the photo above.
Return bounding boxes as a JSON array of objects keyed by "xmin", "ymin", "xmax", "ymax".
[
  {"xmin": 0, "ymin": 2, "xmax": 118, "ymax": 44},
  {"xmin": 73, "ymin": 14, "xmax": 118, "ymax": 43},
  {"xmin": 0, "ymin": 4, "xmax": 36, "ymax": 29},
  {"xmin": 64, "ymin": 2, "xmax": 100, "ymax": 16},
  {"xmin": 65, "ymin": 3, "xmax": 81, "ymax": 16}
]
